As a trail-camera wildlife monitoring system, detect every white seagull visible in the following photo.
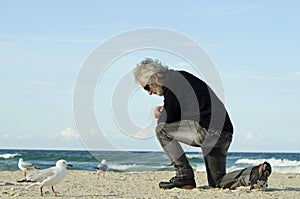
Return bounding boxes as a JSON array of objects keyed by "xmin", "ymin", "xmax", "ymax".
[
  {"xmin": 26, "ymin": 159, "xmax": 72, "ymax": 197},
  {"xmin": 18, "ymin": 158, "xmax": 37, "ymax": 177},
  {"xmin": 96, "ymin": 159, "xmax": 108, "ymax": 179}
]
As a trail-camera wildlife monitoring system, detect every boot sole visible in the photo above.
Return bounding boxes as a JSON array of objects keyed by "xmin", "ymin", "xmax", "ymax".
[
  {"xmin": 250, "ymin": 162, "xmax": 272, "ymax": 190},
  {"xmin": 159, "ymin": 184, "xmax": 196, "ymax": 189},
  {"xmin": 181, "ymin": 185, "xmax": 196, "ymax": 189}
]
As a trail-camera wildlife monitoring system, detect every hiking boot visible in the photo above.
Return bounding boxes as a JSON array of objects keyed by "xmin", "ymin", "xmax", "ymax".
[
  {"xmin": 159, "ymin": 176, "xmax": 196, "ymax": 189},
  {"xmin": 250, "ymin": 161, "xmax": 272, "ymax": 190}
]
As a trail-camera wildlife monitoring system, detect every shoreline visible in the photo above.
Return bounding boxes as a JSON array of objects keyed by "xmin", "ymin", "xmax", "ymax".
[
  {"xmin": 2, "ymin": 148, "xmax": 300, "ymax": 153},
  {"xmin": 1, "ymin": 170, "xmax": 299, "ymax": 198}
]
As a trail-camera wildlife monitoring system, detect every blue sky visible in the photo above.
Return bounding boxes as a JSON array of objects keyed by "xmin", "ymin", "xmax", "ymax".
[{"xmin": 0, "ymin": 1, "xmax": 299, "ymax": 152}]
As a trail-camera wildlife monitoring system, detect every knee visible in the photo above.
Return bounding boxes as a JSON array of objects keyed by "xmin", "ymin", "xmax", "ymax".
[
  {"xmin": 155, "ymin": 122, "xmax": 166, "ymax": 135},
  {"xmin": 155, "ymin": 122, "xmax": 168, "ymax": 140},
  {"xmin": 156, "ymin": 122, "xmax": 165, "ymax": 131}
]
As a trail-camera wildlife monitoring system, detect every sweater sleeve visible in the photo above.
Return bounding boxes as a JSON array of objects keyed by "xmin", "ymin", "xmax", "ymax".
[{"xmin": 158, "ymin": 86, "xmax": 181, "ymax": 123}]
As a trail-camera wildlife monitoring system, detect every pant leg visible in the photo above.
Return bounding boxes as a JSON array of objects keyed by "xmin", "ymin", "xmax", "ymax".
[
  {"xmin": 216, "ymin": 167, "xmax": 253, "ymax": 189},
  {"xmin": 156, "ymin": 120, "xmax": 204, "ymax": 179},
  {"xmin": 217, "ymin": 163, "xmax": 263, "ymax": 189},
  {"xmin": 203, "ymin": 147, "xmax": 227, "ymax": 187},
  {"xmin": 202, "ymin": 131, "xmax": 232, "ymax": 187},
  {"xmin": 203, "ymin": 131, "xmax": 259, "ymax": 189}
]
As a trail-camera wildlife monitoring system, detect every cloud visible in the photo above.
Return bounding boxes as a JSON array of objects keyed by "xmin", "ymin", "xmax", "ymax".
[
  {"xmin": 31, "ymin": 37, "xmax": 100, "ymax": 44},
  {"xmin": 0, "ymin": 41, "xmax": 13, "ymax": 46},
  {"xmin": 90, "ymin": 128, "xmax": 96, "ymax": 135},
  {"xmin": 4, "ymin": 35, "xmax": 99, "ymax": 44},
  {"xmin": 29, "ymin": 80, "xmax": 50, "ymax": 87},
  {"xmin": 134, "ymin": 127, "xmax": 155, "ymax": 139},
  {"xmin": 224, "ymin": 72, "xmax": 300, "ymax": 81},
  {"xmin": 185, "ymin": 4, "xmax": 260, "ymax": 17},
  {"xmin": 292, "ymin": 71, "xmax": 300, "ymax": 76},
  {"xmin": 246, "ymin": 132, "xmax": 266, "ymax": 142},
  {"xmin": 246, "ymin": 132, "xmax": 253, "ymax": 140},
  {"xmin": 59, "ymin": 127, "xmax": 78, "ymax": 138},
  {"xmin": 0, "ymin": 130, "xmax": 84, "ymax": 150},
  {"xmin": 175, "ymin": 62, "xmax": 191, "ymax": 68}
]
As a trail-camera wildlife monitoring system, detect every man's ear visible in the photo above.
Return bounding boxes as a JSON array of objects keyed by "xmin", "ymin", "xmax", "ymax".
[{"xmin": 151, "ymin": 74, "xmax": 160, "ymax": 83}]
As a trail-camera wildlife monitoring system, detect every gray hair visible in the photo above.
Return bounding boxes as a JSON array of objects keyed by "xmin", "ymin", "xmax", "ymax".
[{"xmin": 133, "ymin": 58, "xmax": 169, "ymax": 83}]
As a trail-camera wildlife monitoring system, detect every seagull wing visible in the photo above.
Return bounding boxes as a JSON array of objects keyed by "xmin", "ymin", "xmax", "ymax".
[
  {"xmin": 26, "ymin": 167, "xmax": 57, "ymax": 182},
  {"xmin": 98, "ymin": 164, "xmax": 108, "ymax": 171},
  {"xmin": 21, "ymin": 161, "xmax": 33, "ymax": 169}
]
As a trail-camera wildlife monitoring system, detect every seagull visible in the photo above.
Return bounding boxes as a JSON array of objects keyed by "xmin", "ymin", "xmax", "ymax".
[
  {"xmin": 96, "ymin": 159, "xmax": 108, "ymax": 179},
  {"xmin": 18, "ymin": 158, "xmax": 37, "ymax": 177},
  {"xmin": 25, "ymin": 159, "xmax": 72, "ymax": 197}
]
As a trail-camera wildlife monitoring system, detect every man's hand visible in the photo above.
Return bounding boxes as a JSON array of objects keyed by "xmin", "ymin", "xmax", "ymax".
[{"xmin": 154, "ymin": 106, "xmax": 164, "ymax": 119}]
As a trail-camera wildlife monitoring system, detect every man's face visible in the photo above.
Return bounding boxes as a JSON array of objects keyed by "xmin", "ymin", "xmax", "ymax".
[{"xmin": 139, "ymin": 79, "xmax": 164, "ymax": 96}]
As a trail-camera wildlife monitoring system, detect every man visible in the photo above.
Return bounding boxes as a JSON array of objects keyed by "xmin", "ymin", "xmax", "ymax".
[{"xmin": 133, "ymin": 58, "xmax": 271, "ymax": 190}]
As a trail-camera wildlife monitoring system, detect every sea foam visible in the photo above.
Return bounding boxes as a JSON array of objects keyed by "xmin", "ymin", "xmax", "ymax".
[
  {"xmin": 235, "ymin": 158, "xmax": 300, "ymax": 173},
  {"xmin": 0, "ymin": 153, "xmax": 21, "ymax": 159}
]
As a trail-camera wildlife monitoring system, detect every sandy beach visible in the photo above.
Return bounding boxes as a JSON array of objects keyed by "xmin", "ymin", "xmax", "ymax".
[{"xmin": 0, "ymin": 170, "xmax": 299, "ymax": 199}]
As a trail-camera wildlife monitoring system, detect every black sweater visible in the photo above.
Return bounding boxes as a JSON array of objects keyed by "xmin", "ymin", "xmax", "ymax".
[{"xmin": 158, "ymin": 70, "xmax": 233, "ymax": 133}]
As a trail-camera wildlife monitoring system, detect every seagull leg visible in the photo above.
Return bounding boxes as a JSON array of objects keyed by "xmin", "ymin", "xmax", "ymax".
[
  {"xmin": 40, "ymin": 186, "xmax": 43, "ymax": 197},
  {"xmin": 24, "ymin": 171, "xmax": 26, "ymax": 177},
  {"xmin": 51, "ymin": 186, "xmax": 58, "ymax": 196}
]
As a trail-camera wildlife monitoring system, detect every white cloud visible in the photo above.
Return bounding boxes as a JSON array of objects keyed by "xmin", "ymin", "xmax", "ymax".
[
  {"xmin": 246, "ymin": 131, "xmax": 266, "ymax": 141},
  {"xmin": 1, "ymin": 35, "xmax": 99, "ymax": 44},
  {"xmin": 59, "ymin": 127, "xmax": 78, "ymax": 138},
  {"xmin": 90, "ymin": 128, "xmax": 96, "ymax": 135},
  {"xmin": 29, "ymin": 80, "xmax": 50, "ymax": 87},
  {"xmin": 134, "ymin": 127, "xmax": 155, "ymax": 139},
  {"xmin": 185, "ymin": 4, "xmax": 260, "ymax": 17},
  {"xmin": 16, "ymin": 134, "xmax": 34, "ymax": 140},
  {"xmin": 224, "ymin": 72, "xmax": 300, "ymax": 81},
  {"xmin": 175, "ymin": 62, "xmax": 190, "ymax": 68},
  {"xmin": 246, "ymin": 132, "xmax": 253, "ymax": 140},
  {"xmin": 0, "ymin": 41, "xmax": 13, "ymax": 46},
  {"xmin": 292, "ymin": 71, "xmax": 300, "ymax": 76}
]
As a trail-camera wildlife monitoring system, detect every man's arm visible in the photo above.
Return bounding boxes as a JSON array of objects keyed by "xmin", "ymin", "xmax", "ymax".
[{"xmin": 154, "ymin": 106, "xmax": 164, "ymax": 119}]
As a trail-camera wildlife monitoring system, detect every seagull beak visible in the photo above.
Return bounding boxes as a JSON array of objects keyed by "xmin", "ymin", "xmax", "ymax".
[{"xmin": 67, "ymin": 164, "xmax": 73, "ymax": 167}]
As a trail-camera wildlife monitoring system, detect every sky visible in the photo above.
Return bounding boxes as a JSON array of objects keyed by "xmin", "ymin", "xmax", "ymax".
[{"xmin": 0, "ymin": 0, "xmax": 299, "ymax": 152}]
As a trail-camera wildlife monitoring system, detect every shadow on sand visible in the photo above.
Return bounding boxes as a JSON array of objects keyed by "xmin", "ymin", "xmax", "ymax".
[{"xmin": 266, "ymin": 187, "xmax": 300, "ymax": 192}]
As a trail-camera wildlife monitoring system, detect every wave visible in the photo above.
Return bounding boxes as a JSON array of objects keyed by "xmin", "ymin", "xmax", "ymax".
[
  {"xmin": 193, "ymin": 163, "xmax": 206, "ymax": 172},
  {"xmin": 0, "ymin": 150, "xmax": 299, "ymax": 174},
  {"xmin": 109, "ymin": 164, "xmax": 171, "ymax": 172},
  {"xmin": 236, "ymin": 158, "xmax": 300, "ymax": 167},
  {"xmin": 109, "ymin": 164, "xmax": 139, "ymax": 171},
  {"xmin": 0, "ymin": 153, "xmax": 21, "ymax": 159},
  {"xmin": 194, "ymin": 158, "xmax": 300, "ymax": 173},
  {"xmin": 235, "ymin": 158, "xmax": 300, "ymax": 173},
  {"xmin": 186, "ymin": 153, "xmax": 201, "ymax": 159}
]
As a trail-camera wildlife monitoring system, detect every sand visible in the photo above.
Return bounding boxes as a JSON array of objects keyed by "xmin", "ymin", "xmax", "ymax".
[{"xmin": 0, "ymin": 170, "xmax": 299, "ymax": 198}]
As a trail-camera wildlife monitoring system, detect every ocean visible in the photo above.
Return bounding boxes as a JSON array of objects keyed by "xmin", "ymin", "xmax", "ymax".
[{"xmin": 0, "ymin": 149, "xmax": 299, "ymax": 173}]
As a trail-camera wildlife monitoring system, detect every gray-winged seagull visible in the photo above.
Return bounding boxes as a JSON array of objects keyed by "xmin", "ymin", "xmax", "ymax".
[
  {"xmin": 18, "ymin": 158, "xmax": 37, "ymax": 177},
  {"xmin": 26, "ymin": 159, "xmax": 72, "ymax": 196},
  {"xmin": 96, "ymin": 159, "xmax": 108, "ymax": 179}
]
